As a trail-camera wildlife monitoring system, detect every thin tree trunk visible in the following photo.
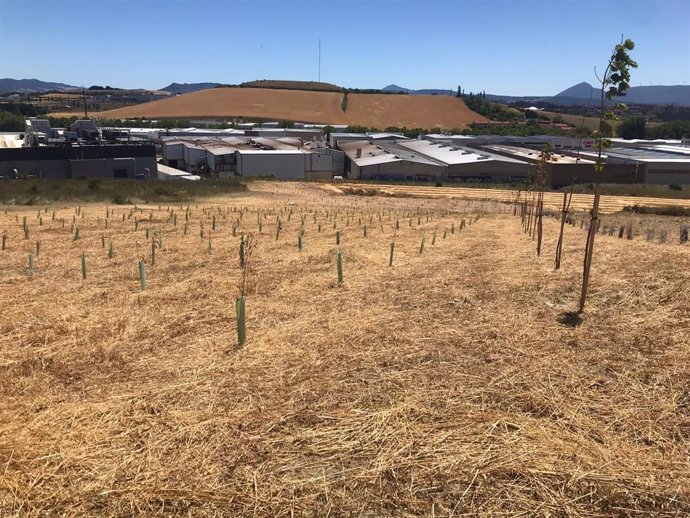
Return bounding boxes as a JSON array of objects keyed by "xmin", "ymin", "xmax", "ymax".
[
  {"xmin": 555, "ymin": 191, "xmax": 570, "ymax": 269},
  {"xmin": 527, "ymin": 191, "xmax": 535, "ymax": 237},
  {"xmin": 578, "ymin": 50, "xmax": 615, "ymax": 314},
  {"xmin": 536, "ymin": 189, "xmax": 544, "ymax": 255},
  {"xmin": 530, "ymin": 192, "xmax": 537, "ymax": 240},
  {"xmin": 579, "ymin": 184, "xmax": 601, "ymax": 313},
  {"xmin": 522, "ymin": 198, "xmax": 528, "ymax": 228}
]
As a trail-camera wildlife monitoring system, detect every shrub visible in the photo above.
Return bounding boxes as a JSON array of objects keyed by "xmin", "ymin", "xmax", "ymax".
[
  {"xmin": 111, "ymin": 193, "xmax": 129, "ymax": 205},
  {"xmin": 623, "ymin": 204, "xmax": 690, "ymax": 217}
]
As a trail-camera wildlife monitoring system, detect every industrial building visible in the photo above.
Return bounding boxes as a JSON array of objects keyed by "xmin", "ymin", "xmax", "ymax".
[
  {"xmin": 329, "ymin": 132, "xmax": 407, "ymax": 148},
  {"xmin": 557, "ymin": 145, "xmax": 690, "ymax": 184},
  {"xmin": 0, "ymin": 119, "xmax": 157, "ymax": 179},
  {"xmin": 339, "ymin": 140, "xmax": 445, "ymax": 181},
  {"xmin": 424, "ymin": 134, "xmax": 690, "ymax": 185},
  {"xmin": 7, "ymin": 116, "xmax": 688, "ymax": 185},
  {"xmin": 161, "ymin": 136, "xmax": 343, "ymax": 179},
  {"xmin": 338, "ymin": 138, "xmax": 528, "ymax": 182},
  {"xmin": 477, "ymin": 144, "xmax": 640, "ymax": 186},
  {"xmin": 395, "ymin": 140, "xmax": 528, "ymax": 182},
  {"xmin": 0, "ymin": 144, "xmax": 157, "ymax": 179}
]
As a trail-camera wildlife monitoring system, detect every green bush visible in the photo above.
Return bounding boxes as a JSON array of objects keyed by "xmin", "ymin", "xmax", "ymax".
[{"xmin": 0, "ymin": 178, "xmax": 245, "ymax": 205}]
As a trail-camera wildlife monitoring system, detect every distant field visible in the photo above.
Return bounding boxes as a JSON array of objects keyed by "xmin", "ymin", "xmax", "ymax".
[
  {"xmin": 540, "ymin": 110, "xmax": 607, "ymax": 131},
  {"xmin": 346, "ymin": 93, "xmax": 487, "ymax": 129},
  {"xmin": 328, "ymin": 182, "xmax": 690, "ymax": 214},
  {"xmin": 51, "ymin": 87, "xmax": 488, "ymax": 129},
  {"xmin": 39, "ymin": 93, "xmax": 82, "ymax": 99}
]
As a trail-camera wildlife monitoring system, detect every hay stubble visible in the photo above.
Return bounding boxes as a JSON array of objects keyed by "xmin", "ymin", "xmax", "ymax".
[{"xmin": 1, "ymin": 182, "xmax": 689, "ymax": 516}]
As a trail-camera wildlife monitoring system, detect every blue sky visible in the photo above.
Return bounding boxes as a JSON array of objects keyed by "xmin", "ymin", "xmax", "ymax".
[{"xmin": 1, "ymin": 0, "xmax": 688, "ymax": 95}]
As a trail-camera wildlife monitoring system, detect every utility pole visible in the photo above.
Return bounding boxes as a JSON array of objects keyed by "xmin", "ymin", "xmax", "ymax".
[
  {"xmin": 318, "ymin": 38, "xmax": 321, "ymax": 82},
  {"xmin": 82, "ymin": 87, "xmax": 88, "ymax": 118}
]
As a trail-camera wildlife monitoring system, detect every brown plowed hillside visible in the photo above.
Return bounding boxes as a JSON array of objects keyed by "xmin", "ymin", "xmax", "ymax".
[
  {"xmin": 347, "ymin": 93, "xmax": 487, "ymax": 129},
  {"xmin": 65, "ymin": 88, "xmax": 487, "ymax": 129}
]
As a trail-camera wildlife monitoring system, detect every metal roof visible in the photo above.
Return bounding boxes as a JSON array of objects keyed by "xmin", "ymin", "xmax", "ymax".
[
  {"xmin": 650, "ymin": 145, "xmax": 690, "ymax": 156},
  {"xmin": 206, "ymin": 146, "xmax": 240, "ymax": 155},
  {"xmin": 610, "ymin": 138, "xmax": 683, "ymax": 145},
  {"xmin": 367, "ymin": 132, "xmax": 407, "ymax": 140},
  {"xmin": 483, "ymin": 144, "xmax": 595, "ymax": 164},
  {"xmin": 236, "ymin": 149, "xmax": 305, "ymax": 155},
  {"xmin": 375, "ymin": 142, "xmax": 448, "ymax": 167},
  {"xmin": 157, "ymin": 163, "xmax": 192, "ymax": 176},
  {"xmin": 606, "ymin": 147, "xmax": 690, "ymax": 162},
  {"xmin": 355, "ymin": 155, "xmax": 403, "ymax": 166},
  {"xmin": 399, "ymin": 140, "xmax": 526, "ymax": 166},
  {"xmin": 252, "ymin": 137, "xmax": 301, "ymax": 150},
  {"xmin": 424, "ymin": 133, "xmax": 476, "ymax": 140}
]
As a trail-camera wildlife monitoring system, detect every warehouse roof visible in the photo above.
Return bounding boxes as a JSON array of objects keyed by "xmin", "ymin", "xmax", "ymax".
[
  {"xmin": 355, "ymin": 155, "xmax": 405, "ymax": 166},
  {"xmin": 424, "ymin": 134, "xmax": 476, "ymax": 140},
  {"xmin": 157, "ymin": 163, "xmax": 193, "ymax": 176},
  {"xmin": 367, "ymin": 132, "xmax": 407, "ymax": 140},
  {"xmin": 399, "ymin": 140, "xmax": 526, "ymax": 166},
  {"xmin": 340, "ymin": 140, "xmax": 444, "ymax": 168},
  {"xmin": 649, "ymin": 145, "xmax": 690, "ymax": 156},
  {"xmin": 340, "ymin": 140, "xmax": 400, "ymax": 166},
  {"xmin": 375, "ymin": 142, "xmax": 448, "ymax": 167},
  {"xmin": 206, "ymin": 146, "xmax": 241, "ymax": 156},
  {"xmin": 236, "ymin": 149, "xmax": 305, "ymax": 154},
  {"xmin": 483, "ymin": 145, "xmax": 595, "ymax": 164},
  {"xmin": 252, "ymin": 137, "xmax": 301, "ymax": 150},
  {"xmin": 605, "ymin": 147, "xmax": 690, "ymax": 163},
  {"xmin": 609, "ymin": 138, "xmax": 683, "ymax": 145}
]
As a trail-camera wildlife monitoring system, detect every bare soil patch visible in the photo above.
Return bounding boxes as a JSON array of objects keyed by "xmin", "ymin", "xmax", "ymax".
[{"xmin": 53, "ymin": 88, "xmax": 487, "ymax": 129}]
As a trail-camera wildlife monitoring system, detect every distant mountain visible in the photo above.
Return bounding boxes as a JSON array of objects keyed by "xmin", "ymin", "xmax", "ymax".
[
  {"xmin": 160, "ymin": 82, "xmax": 221, "ymax": 94},
  {"xmin": 382, "ymin": 84, "xmax": 455, "ymax": 96},
  {"xmin": 415, "ymin": 89, "xmax": 455, "ymax": 96},
  {"xmin": 382, "ymin": 84, "xmax": 412, "ymax": 93},
  {"xmin": 625, "ymin": 85, "xmax": 690, "ymax": 105},
  {"xmin": 484, "ymin": 94, "xmax": 545, "ymax": 103},
  {"xmin": 519, "ymin": 82, "xmax": 690, "ymax": 106},
  {"xmin": 554, "ymin": 82, "xmax": 596, "ymax": 99},
  {"xmin": 0, "ymin": 78, "xmax": 78, "ymax": 94},
  {"xmin": 551, "ymin": 82, "xmax": 690, "ymax": 106}
]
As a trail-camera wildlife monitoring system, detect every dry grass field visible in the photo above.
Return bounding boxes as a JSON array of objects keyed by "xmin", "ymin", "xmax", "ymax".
[
  {"xmin": 343, "ymin": 94, "xmax": 488, "ymax": 130},
  {"xmin": 1, "ymin": 181, "xmax": 689, "ymax": 517},
  {"xmin": 330, "ymin": 182, "xmax": 690, "ymax": 214},
  {"xmin": 50, "ymin": 88, "xmax": 487, "ymax": 130},
  {"xmin": 539, "ymin": 111, "xmax": 607, "ymax": 132}
]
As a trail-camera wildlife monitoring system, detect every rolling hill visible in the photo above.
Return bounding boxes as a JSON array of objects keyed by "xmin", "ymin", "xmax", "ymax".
[
  {"xmin": 160, "ymin": 82, "xmax": 221, "ymax": 94},
  {"xmin": 553, "ymin": 82, "xmax": 690, "ymax": 106},
  {"xmin": 382, "ymin": 84, "xmax": 456, "ymax": 95},
  {"xmin": 0, "ymin": 78, "xmax": 78, "ymax": 94},
  {"xmin": 483, "ymin": 82, "xmax": 690, "ymax": 106},
  {"xmin": 72, "ymin": 87, "xmax": 488, "ymax": 129}
]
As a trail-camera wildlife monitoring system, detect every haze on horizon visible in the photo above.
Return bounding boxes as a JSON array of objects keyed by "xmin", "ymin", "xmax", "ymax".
[{"xmin": 0, "ymin": 0, "xmax": 688, "ymax": 95}]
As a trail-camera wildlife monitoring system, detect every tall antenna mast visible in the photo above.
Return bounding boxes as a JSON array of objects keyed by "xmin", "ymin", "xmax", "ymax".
[{"xmin": 318, "ymin": 38, "xmax": 321, "ymax": 82}]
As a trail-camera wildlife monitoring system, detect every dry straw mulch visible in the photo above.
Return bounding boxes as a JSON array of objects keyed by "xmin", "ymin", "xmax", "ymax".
[{"xmin": 1, "ymin": 183, "xmax": 689, "ymax": 516}]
